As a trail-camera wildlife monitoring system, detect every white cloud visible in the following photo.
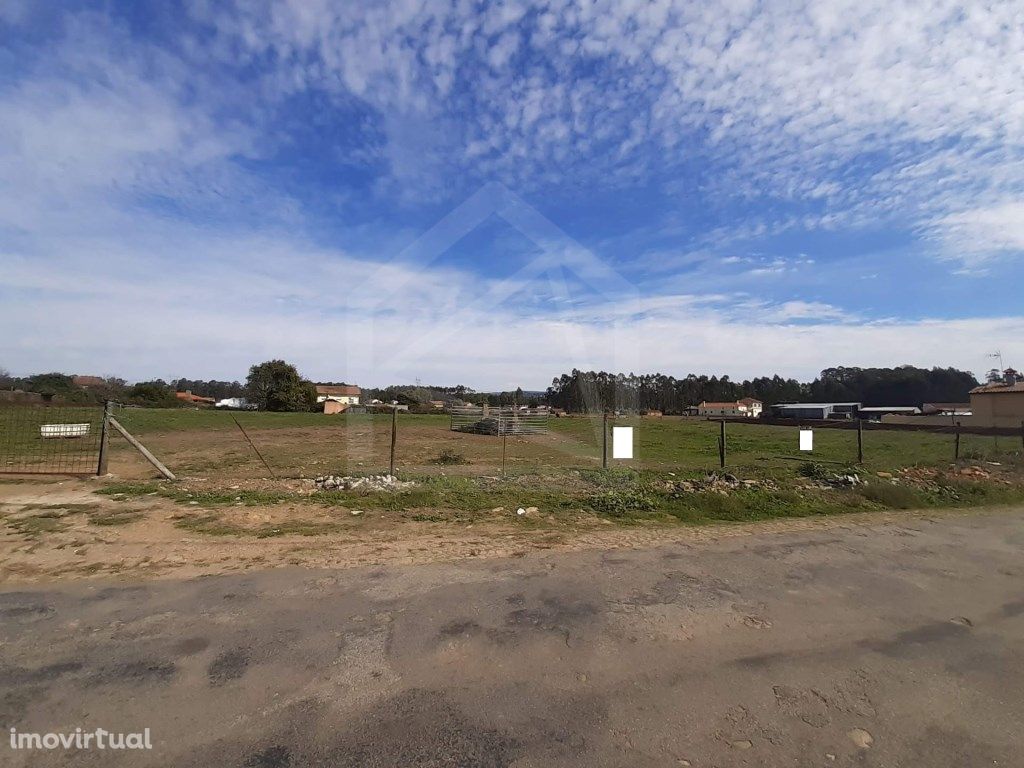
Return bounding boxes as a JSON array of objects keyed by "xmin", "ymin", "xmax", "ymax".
[
  {"xmin": 936, "ymin": 202, "xmax": 1024, "ymax": 263},
  {"xmin": 180, "ymin": 0, "xmax": 1024, "ymax": 262}
]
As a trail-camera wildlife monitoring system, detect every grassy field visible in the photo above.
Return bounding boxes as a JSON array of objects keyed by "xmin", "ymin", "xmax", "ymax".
[
  {"xmin": 105, "ymin": 407, "xmax": 1023, "ymax": 480},
  {"xmin": 59, "ymin": 407, "xmax": 1018, "ymax": 530}
]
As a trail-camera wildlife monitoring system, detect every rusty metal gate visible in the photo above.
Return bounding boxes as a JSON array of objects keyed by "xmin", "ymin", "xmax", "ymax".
[{"xmin": 0, "ymin": 403, "xmax": 106, "ymax": 475}]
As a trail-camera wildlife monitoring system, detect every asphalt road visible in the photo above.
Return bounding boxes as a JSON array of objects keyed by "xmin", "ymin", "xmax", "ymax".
[{"xmin": 3, "ymin": 510, "xmax": 1023, "ymax": 767}]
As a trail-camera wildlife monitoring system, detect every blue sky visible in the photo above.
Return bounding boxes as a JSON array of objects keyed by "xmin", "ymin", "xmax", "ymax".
[{"xmin": 1, "ymin": 0, "xmax": 1022, "ymax": 389}]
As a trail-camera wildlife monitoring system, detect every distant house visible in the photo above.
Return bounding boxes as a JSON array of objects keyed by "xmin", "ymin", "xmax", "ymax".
[
  {"xmin": 175, "ymin": 390, "xmax": 216, "ymax": 405},
  {"xmin": 73, "ymin": 375, "xmax": 105, "ymax": 388},
  {"xmin": 315, "ymin": 385, "xmax": 361, "ymax": 406},
  {"xmin": 429, "ymin": 400, "xmax": 446, "ymax": 409},
  {"xmin": 696, "ymin": 398, "xmax": 762, "ymax": 418},
  {"xmin": 215, "ymin": 397, "xmax": 251, "ymax": 409},
  {"xmin": 770, "ymin": 402, "xmax": 861, "ymax": 420},
  {"xmin": 968, "ymin": 370, "xmax": 1024, "ymax": 427}
]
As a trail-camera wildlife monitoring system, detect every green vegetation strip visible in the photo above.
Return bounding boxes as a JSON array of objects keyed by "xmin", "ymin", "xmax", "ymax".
[{"xmin": 92, "ymin": 462, "xmax": 1024, "ymax": 537}]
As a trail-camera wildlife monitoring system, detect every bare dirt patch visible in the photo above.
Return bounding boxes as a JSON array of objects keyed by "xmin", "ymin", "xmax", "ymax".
[{"xmin": 0, "ymin": 477, "xmax": 1009, "ymax": 585}]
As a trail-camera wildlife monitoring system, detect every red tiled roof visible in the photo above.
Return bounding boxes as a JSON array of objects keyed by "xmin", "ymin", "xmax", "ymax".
[
  {"xmin": 175, "ymin": 391, "xmax": 216, "ymax": 403},
  {"xmin": 316, "ymin": 384, "xmax": 361, "ymax": 396},
  {"xmin": 970, "ymin": 383, "xmax": 1024, "ymax": 394}
]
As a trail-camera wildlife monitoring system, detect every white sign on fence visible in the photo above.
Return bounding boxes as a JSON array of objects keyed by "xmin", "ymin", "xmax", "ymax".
[
  {"xmin": 799, "ymin": 428, "xmax": 813, "ymax": 451},
  {"xmin": 40, "ymin": 424, "xmax": 90, "ymax": 439},
  {"xmin": 612, "ymin": 426, "xmax": 634, "ymax": 459}
]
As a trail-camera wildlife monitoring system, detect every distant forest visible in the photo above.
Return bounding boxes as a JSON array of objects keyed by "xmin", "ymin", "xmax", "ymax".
[
  {"xmin": 545, "ymin": 366, "xmax": 980, "ymax": 413},
  {"xmin": 2, "ymin": 364, "xmax": 981, "ymax": 413}
]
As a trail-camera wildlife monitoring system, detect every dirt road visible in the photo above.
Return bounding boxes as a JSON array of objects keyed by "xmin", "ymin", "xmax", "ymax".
[{"xmin": 3, "ymin": 509, "xmax": 1023, "ymax": 766}]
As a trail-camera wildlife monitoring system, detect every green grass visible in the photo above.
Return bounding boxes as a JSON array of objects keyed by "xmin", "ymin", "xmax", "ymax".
[
  {"xmin": 170, "ymin": 512, "xmax": 344, "ymax": 538},
  {"xmin": 73, "ymin": 407, "xmax": 1024, "ymax": 534},
  {"xmin": 87, "ymin": 508, "xmax": 144, "ymax": 526},
  {"xmin": 5, "ymin": 511, "xmax": 71, "ymax": 536}
]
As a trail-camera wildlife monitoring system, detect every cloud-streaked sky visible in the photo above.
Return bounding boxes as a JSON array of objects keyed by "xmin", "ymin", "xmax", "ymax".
[{"xmin": 1, "ymin": 0, "xmax": 1022, "ymax": 389}]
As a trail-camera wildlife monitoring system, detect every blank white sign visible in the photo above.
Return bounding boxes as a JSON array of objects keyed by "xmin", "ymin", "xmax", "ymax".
[
  {"xmin": 612, "ymin": 426, "xmax": 634, "ymax": 459},
  {"xmin": 799, "ymin": 429, "xmax": 814, "ymax": 451}
]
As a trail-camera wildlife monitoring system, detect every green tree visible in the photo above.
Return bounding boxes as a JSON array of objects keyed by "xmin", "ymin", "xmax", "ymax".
[
  {"xmin": 245, "ymin": 360, "xmax": 317, "ymax": 412},
  {"xmin": 127, "ymin": 381, "xmax": 180, "ymax": 408}
]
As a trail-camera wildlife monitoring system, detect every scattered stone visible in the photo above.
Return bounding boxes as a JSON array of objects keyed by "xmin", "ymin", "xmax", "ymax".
[
  {"xmin": 876, "ymin": 471, "xmax": 893, "ymax": 478},
  {"xmin": 491, "ymin": 507, "xmax": 504, "ymax": 513},
  {"xmin": 665, "ymin": 472, "xmax": 779, "ymax": 496},
  {"xmin": 314, "ymin": 474, "xmax": 415, "ymax": 492},
  {"xmin": 950, "ymin": 616, "xmax": 973, "ymax": 627},
  {"xmin": 848, "ymin": 728, "xmax": 874, "ymax": 749},
  {"xmin": 730, "ymin": 739, "xmax": 753, "ymax": 750},
  {"xmin": 525, "ymin": 506, "xmax": 539, "ymax": 514},
  {"xmin": 516, "ymin": 508, "xmax": 526, "ymax": 516},
  {"xmin": 349, "ymin": 510, "xmax": 363, "ymax": 516}
]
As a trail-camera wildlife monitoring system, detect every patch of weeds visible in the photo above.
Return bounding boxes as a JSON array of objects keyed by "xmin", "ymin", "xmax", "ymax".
[
  {"xmin": 95, "ymin": 483, "xmax": 163, "ymax": 498},
  {"xmin": 21, "ymin": 503, "xmax": 102, "ymax": 513},
  {"xmin": 798, "ymin": 461, "xmax": 827, "ymax": 480},
  {"xmin": 98, "ymin": 482, "xmax": 291, "ymax": 508},
  {"xmin": 176, "ymin": 489, "xmax": 292, "ymax": 507},
  {"xmin": 88, "ymin": 509, "xmax": 144, "ymax": 526},
  {"xmin": 855, "ymin": 483, "xmax": 924, "ymax": 509},
  {"xmin": 171, "ymin": 513, "xmax": 244, "ymax": 536},
  {"xmin": 431, "ymin": 450, "xmax": 469, "ymax": 465},
  {"xmin": 254, "ymin": 520, "xmax": 343, "ymax": 538},
  {"xmin": 587, "ymin": 488, "xmax": 656, "ymax": 518},
  {"xmin": 578, "ymin": 467, "xmax": 642, "ymax": 489},
  {"xmin": 6, "ymin": 511, "xmax": 70, "ymax": 537}
]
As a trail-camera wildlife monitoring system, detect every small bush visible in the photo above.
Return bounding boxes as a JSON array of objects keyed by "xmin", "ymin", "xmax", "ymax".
[
  {"xmin": 587, "ymin": 488, "xmax": 656, "ymax": 518},
  {"xmin": 798, "ymin": 461, "xmax": 823, "ymax": 478},
  {"xmin": 432, "ymin": 450, "xmax": 469, "ymax": 465}
]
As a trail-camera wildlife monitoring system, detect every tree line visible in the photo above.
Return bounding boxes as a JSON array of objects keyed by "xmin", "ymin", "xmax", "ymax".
[
  {"xmin": 2, "ymin": 362, "xmax": 982, "ymax": 414},
  {"xmin": 545, "ymin": 366, "xmax": 980, "ymax": 413}
]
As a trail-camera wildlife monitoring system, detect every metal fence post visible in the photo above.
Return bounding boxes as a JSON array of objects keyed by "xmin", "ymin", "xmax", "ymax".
[
  {"xmin": 602, "ymin": 411, "xmax": 608, "ymax": 469},
  {"xmin": 97, "ymin": 400, "xmax": 112, "ymax": 476},
  {"xmin": 389, "ymin": 407, "xmax": 398, "ymax": 477}
]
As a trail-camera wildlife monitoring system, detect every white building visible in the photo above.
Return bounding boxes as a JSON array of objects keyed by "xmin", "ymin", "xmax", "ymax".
[
  {"xmin": 696, "ymin": 398, "xmax": 763, "ymax": 418},
  {"xmin": 315, "ymin": 385, "xmax": 361, "ymax": 405}
]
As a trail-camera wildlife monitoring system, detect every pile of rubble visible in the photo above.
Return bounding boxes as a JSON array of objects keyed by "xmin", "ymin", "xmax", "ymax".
[
  {"xmin": 665, "ymin": 472, "xmax": 779, "ymax": 496},
  {"xmin": 800, "ymin": 472, "xmax": 864, "ymax": 490},
  {"xmin": 314, "ymin": 474, "xmax": 416, "ymax": 492}
]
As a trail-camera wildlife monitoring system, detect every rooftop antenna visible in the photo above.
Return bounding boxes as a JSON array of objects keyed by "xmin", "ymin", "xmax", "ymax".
[{"xmin": 988, "ymin": 351, "xmax": 1004, "ymax": 370}]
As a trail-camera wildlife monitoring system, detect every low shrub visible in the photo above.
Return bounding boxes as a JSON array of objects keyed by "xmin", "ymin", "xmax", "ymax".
[
  {"xmin": 587, "ymin": 488, "xmax": 656, "ymax": 518},
  {"xmin": 432, "ymin": 450, "xmax": 469, "ymax": 465}
]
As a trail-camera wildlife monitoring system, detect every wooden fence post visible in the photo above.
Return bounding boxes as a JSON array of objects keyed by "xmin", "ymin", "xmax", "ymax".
[
  {"xmin": 389, "ymin": 406, "xmax": 398, "ymax": 477},
  {"xmin": 955, "ymin": 421, "xmax": 961, "ymax": 461},
  {"xmin": 107, "ymin": 417, "xmax": 176, "ymax": 481},
  {"xmin": 719, "ymin": 419, "xmax": 726, "ymax": 468}
]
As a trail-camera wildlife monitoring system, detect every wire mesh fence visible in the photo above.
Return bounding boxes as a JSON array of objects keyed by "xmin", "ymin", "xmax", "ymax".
[
  {"xmin": 450, "ymin": 405, "xmax": 550, "ymax": 435},
  {"xmin": 0, "ymin": 403, "xmax": 105, "ymax": 475}
]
